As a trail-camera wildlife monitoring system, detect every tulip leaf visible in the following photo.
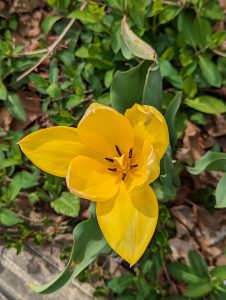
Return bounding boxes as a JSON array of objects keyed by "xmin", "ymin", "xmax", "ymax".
[
  {"xmin": 215, "ymin": 174, "xmax": 226, "ymax": 208},
  {"xmin": 120, "ymin": 16, "xmax": 157, "ymax": 62},
  {"xmin": 187, "ymin": 151, "xmax": 226, "ymax": 175},
  {"xmin": 142, "ymin": 65, "xmax": 163, "ymax": 111},
  {"xmin": 111, "ymin": 61, "xmax": 151, "ymax": 113},
  {"xmin": 30, "ymin": 204, "xmax": 110, "ymax": 294},
  {"xmin": 164, "ymin": 92, "xmax": 182, "ymax": 147},
  {"xmin": 185, "ymin": 96, "xmax": 226, "ymax": 114}
]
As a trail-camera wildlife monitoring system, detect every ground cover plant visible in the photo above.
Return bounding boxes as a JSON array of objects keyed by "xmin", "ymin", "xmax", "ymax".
[{"xmin": 0, "ymin": 0, "xmax": 226, "ymax": 299}]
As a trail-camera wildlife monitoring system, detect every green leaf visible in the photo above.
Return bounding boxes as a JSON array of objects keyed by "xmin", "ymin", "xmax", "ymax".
[
  {"xmin": 30, "ymin": 204, "xmax": 110, "ymax": 294},
  {"xmin": 177, "ymin": 10, "xmax": 197, "ymax": 48},
  {"xmin": 159, "ymin": 59, "xmax": 182, "ymax": 89},
  {"xmin": 215, "ymin": 174, "xmax": 226, "ymax": 208},
  {"xmin": 69, "ymin": 4, "xmax": 105, "ymax": 23},
  {"xmin": 0, "ymin": 79, "xmax": 7, "ymax": 101},
  {"xmin": 41, "ymin": 15, "xmax": 61, "ymax": 35},
  {"xmin": 188, "ymin": 250, "xmax": 209, "ymax": 278},
  {"xmin": 159, "ymin": 6, "xmax": 181, "ymax": 24},
  {"xmin": 14, "ymin": 170, "xmax": 40, "ymax": 189},
  {"xmin": 210, "ymin": 265, "xmax": 226, "ymax": 280},
  {"xmin": 187, "ymin": 151, "xmax": 226, "ymax": 175},
  {"xmin": 111, "ymin": 61, "xmax": 151, "ymax": 113},
  {"xmin": 185, "ymin": 96, "xmax": 226, "ymax": 114},
  {"xmin": 127, "ymin": 0, "xmax": 147, "ymax": 28},
  {"xmin": 29, "ymin": 74, "xmax": 48, "ymax": 94},
  {"xmin": 4, "ymin": 176, "xmax": 21, "ymax": 202},
  {"xmin": 5, "ymin": 93, "xmax": 27, "ymax": 121},
  {"xmin": 108, "ymin": 275, "xmax": 134, "ymax": 293},
  {"xmin": 142, "ymin": 65, "xmax": 163, "ymax": 111},
  {"xmin": 201, "ymin": 2, "xmax": 225, "ymax": 20},
  {"xmin": 104, "ymin": 69, "xmax": 114, "ymax": 88},
  {"xmin": 51, "ymin": 192, "xmax": 80, "ymax": 217},
  {"xmin": 164, "ymin": 92, "xmax": 182, "ymax": 147},
  {"xmin": 168, "ymin": 262, "xmax": 202, "ymax": 284},
  {"xmin": 121, "ymin": 16, "xmax": 157, "ymax": 61},
  {"xmin": 183, "ymin": 76, "xmax": 197, "ymax": 98},
  {"xmin": 184, "ymin": 282, "xmax": 213, "ymax": 298},
  {"xmin": 194, "ymin": 17, "xmax": 212, "ymax": 49},
  {"xmin": 167, "ymin": 297, "xmax": 189, "ymax": 300},
  {"xmin": 199, "ymin": 54, "xmax": 222, "ymax": 87},
  {"xmin": 47, "ymin": 83, "xmax": 61, "ymax": 98},
  {"xmin": 0, "ymin": 209, "xmax": 22, "ymax": 226}
]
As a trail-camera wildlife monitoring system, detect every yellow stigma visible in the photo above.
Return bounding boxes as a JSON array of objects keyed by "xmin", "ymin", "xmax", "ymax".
[{"xmin": 113, "ymin": 154, "xmax": 129, "ymax": 171}]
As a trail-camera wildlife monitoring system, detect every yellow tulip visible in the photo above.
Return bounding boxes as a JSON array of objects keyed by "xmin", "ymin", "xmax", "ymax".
[{"xmin": 19, "ymin": 103, "xmax": 169, "ymax": 265}]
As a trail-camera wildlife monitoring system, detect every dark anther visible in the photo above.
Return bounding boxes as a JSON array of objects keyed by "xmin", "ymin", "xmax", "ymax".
[
  {"xmin": 122, "ymin": 173, "xmax": 126, "ymax": 180},
  {"xmin": 129, "ymin": 148, "xmax": 132, "ymax": 158},
  {"xmin": 130, "ymin": 164, "xmax": 138, "ymax": 169},
  {"xmin": 115, "ymin": 145, "xmax": 122, "ymax": 156},
  {"xmin": 105, "ymin": 157, "xmax": 114, "ymax": 163},
  {"xmin": 108, "ymin": 168, "xmax": 117, "ymax": 172}
]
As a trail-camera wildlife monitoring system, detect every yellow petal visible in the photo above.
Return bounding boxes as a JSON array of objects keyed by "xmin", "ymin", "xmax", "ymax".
[
  {"xmin": 19, "ymin": 126, "xmax": 87, "ymax": 177},
  {"xmin": 125, "ymin": 104, "xmax": 169, "ymax": 159},
  {"xmin": 77, "ymin": 103, "xmax": 134, "ymax": 157},
  {"xmin": 126, "ymin": 142, "xmax": 160, "ymax": 192},
  {"xmin": 67, "ymin": 155, "xmax": 120, "ymax": 202},
  {"xmin": 97, "ymin": 184, "xmax": 158, "ymax": 265}
]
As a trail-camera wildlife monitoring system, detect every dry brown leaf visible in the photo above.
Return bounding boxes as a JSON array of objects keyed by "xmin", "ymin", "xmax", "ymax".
[
  {"xmin": 19, "ymin": 10, "xmax": 43, "ymax": 38},
  {"xmin": 0, "ymin": 107, "xmax": 13, "ymax": 131},
  {"xmin": 9, "ymin": 0, "xmax": 45, "ymax": 13}
]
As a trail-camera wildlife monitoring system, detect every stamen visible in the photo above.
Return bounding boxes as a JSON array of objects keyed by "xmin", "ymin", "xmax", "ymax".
[
  {"xmin": 130, "ymin": 164, "xmax": 138, "ymax": 169},
  {"xmin": 105, "ymin": 157, "xmax": 114, "ymax": 163},
  {"xmin": 115, "ymin": 145, "xmax": 122, "ymax": 156},
  {"xmin": 108, "ymin": 167, "xmax": 117, "ymax": 172},
  {"xmin": 122, "ymin": 173, "xmax": 126, "ymax": 180},
  {"xmin": 129, "ymin": 148, "xmax": 132, "ymax": 158}
]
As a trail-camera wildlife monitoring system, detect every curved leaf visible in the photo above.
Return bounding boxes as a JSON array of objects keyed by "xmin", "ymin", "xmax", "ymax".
[
  {"xmin": 121, "ymin": 16, "xmax": 157, "ymax": 61},
  {"xmin": 187, "ymin": 151, "xmax": 226, "ymax": 175},
  {"xmin": 30, "ymin": 204, "xmax": 110, "ymax": 294},
  {"xmin": 143, "ymin": 65, "xmax": 163, "ymax": 111}
]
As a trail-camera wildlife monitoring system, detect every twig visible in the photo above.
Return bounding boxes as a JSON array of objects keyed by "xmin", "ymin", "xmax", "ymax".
[
  {"xmin": 158, "ymin": 0, "xmax": 182, "ymax": 7},
  {"xmin": 12, "ymin": 48, "xmax": 48, "ymax": 57},
  {"xmin": 16, "ymin": 18, "xmax": 75, "ymax": 82},
  {"xmin": 212, "ymin": 49, "xmax": 226, "ymax": 58}
]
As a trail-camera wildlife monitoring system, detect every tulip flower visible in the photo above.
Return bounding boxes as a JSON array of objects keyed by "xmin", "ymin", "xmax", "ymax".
[{"xmin": 19, "ymin": 103, "xmax": 169, "ymax": 265}]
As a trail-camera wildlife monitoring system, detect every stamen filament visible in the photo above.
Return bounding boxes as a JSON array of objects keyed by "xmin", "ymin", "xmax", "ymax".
[
  {"xmin": 105, "ymin": 157, "xmax": 114, "ymax": 163},
  {"xmin": 115, "ymin": 145, "xmax": 122, "ymax": 156},
  {"xmin": 130, "ymin": 164, "xmax": 138, "ymax": 169},
  {"xmin": 108, "ymin": 167, "xmax": 117, "ymax": 172}
]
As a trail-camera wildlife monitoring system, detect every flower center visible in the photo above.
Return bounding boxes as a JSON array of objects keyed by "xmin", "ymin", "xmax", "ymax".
[{"xmin": 105, "ymin": 146, "xmax": 138, "ymax": 180}]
